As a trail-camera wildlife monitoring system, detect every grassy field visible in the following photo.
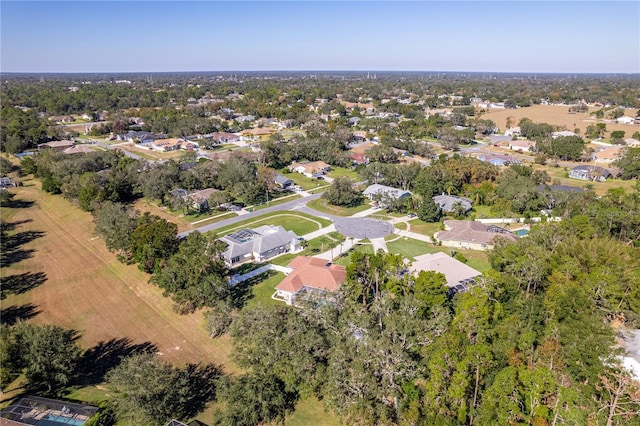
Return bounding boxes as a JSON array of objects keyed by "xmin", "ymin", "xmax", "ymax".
[
  {"xmin": 407, "ymin": 219, "xmax": 442, "ymax": 237},
  {"xmin": 386, "ymin": 237, "xmax": 433, "ymax": 260},
  {"xmin": 214, "ymin": 211, "xmax": 331, "ymax": 237},
  {"xmin": 285, "ymin": 172, "xmax": 326, "ymax": 191},
  {"xmin": 270, "ymin": 235, "xmax": 344, "ymax": 267},
  {"xmin": 482, "ymin": 104, "xmax": 638, "ymax": 136},
  {"xmin": 244, "ymin": 271, "xmax": 286, "ymax": 307},
  {"xmin": 306, "ymin": 198, "xmax": 371, "ymax": 217},
  {"xmin": 0, "ymin": 184, "xmax": 238, "ymax": 375},
  {"xmin": 328, "ymin": 166, "xmax": 360, "ymax": 181}
]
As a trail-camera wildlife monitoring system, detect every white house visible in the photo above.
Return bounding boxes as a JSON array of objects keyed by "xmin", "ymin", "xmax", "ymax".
[
  {"xmin": 274, "ymin": 256, "xmax": 346, "ymax": 306},
  {"xmin": 617, "ymin": 116, "xmax": 636, "ymax": 125}
]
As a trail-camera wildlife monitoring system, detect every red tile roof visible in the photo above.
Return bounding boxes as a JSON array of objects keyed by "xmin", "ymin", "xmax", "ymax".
[{"xmin": 276, "ymin": 256, "xmax": 346, "ymax": 294}]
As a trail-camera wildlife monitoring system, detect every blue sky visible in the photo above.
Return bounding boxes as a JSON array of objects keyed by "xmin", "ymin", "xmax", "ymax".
[{"xmin": 1, "ymin": 1, "xmax": 639, "ymax": 73}]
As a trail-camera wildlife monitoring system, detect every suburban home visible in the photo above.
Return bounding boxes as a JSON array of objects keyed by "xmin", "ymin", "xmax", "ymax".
[
  {"xmin": 552, "ymin": 131, "xmax": 578, "ymax": 138},
  {"xmin": 240, "ymin": 127, "xmax": 276, "ymax": 139},
  {"xmin": 410, "ymin": 252, "xmax": 481, "ymax": 295},
  {"xmin": 624, "ymin": 138, "xmax": 640, "ymax": 147},
  {"xmin": 504, "ymin": 127, "xmax": 521, "ymax": 137},
  {"xmin": 207, "ymin": 151, "xmax": 234, "ymax": 163},
  {"xmin": 274, "ymin": 174, "xmax": 294, "ymax": 189},
  {"xmin": 352, "ymin": 130, "xmax": 368, "ymax": 142},
  {"xmin": 363, "ymin": 184, "xmax": 412, "ymax": 204},
  {"xmin": 149, "ymin": 138, "xmax": 185, "ymax": 152},
  {"xmin": 187, "ymin": 188, "xmax": 219, "ymax": 211},
  {"xmin": 477, "ymin": 153, "xmax": 522, "ymax": 166},
  {"xmin": 508, "ymin": 139, "xmax": 536, "ymax": 152},
  {"xmin": 116, "ymin": 131, "xmax": 165, "ymax": 144},
  {"xmin": 569, "ymin": 165, "xmax": 612, "ymax": 182},
  {"xmin": 349, "ymin": 152, "xmax": 369, "ymax": 165},
  {"xmin": 489, "ymin": 134, "xmax": 512, "ymax": 144},
  {"xmin": 219, "ymin": 225, "xmax": 302, "ymax": 266},
  {"xmin": 435, "ymin": 220, "xmax": 518, "ymax": 251},
  {"xmin": 289, "ymin": 161, "xmax": 331, "ymax": 178},
  {"xmin": 616, "ymin": 116, "xmax": 636, "ymax": 125},
  {"xmin": 210, "ymin": 132, "xmax": 241, "ymax": 144},
  {"xmin": 38, "ymin": 140, "xmax": 75, "ymax": 151},
  {"xmin": 274, "ymin": 256, "xmax": 346, "ymax": 306},
  {"xmin": 62, "ymin": 145, "xmax": 94, "ymax": 155},
  {"xmin": 48, "ymin": 115, "xmax": 75, "ymax": 123},
  {"xmin": 432, "ymin": 194, "xmax": 473, "ymax": 214},
  {"xmin": 592, "ymin": 146, "xmax": 623, "ymax": 164}
]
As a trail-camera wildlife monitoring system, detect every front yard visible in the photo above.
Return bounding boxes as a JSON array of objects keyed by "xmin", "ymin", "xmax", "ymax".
[{"xmin": 306, "ymin": 198, "xmax": 372, "ymax": 217}]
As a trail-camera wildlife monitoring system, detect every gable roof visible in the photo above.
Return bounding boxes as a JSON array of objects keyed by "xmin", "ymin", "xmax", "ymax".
[
  {"xmin": 276, "ymin": 256, "xmax": 346, "ymax": 294},
  {"xmin": 220, "ymin": 225, "xmax": 298, "ymax": 261},
  {"xmin": 411, "ymin": 252, "xmax": 481, "ymax": 287},
  {"xmin": 62, "ymin": 144, "xmax": 94, "ymax": 155}
]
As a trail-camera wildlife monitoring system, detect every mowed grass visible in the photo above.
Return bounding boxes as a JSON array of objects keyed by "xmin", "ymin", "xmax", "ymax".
[
  {"xmin": 285, "ymin": 172, "xmax": 326, "ymax": 191},
  {"xmin": 386, "ymin": 237, "xmax": 433, "ymax": 260},
  {"xmin": 286, "ymin": 397, "xmax": 341, "ymax": 426},
  {"xmin": 533, "ymin": 164, "xmax": 637, "ymax": 196},
  {"xmin": 328, "ymin": 166, "xmax": 360, "ymax": 181},
  {"xmin": 215, "ymin": 211, "xmax": 331, "ymax": 237},
  {"xmin": 307, "ymin": 198, "xmax": 372, "ymax": 216},
  {"xmin": 0, "ymin": 184, "xmax": 237, "ymax": 376},
  {"xmin": 407, "ymin": 219, "xmax": 442, "ymax": 237},
  {"xmin": 244, "ymin": 271, "xmax": 286, "ymax": 307}
]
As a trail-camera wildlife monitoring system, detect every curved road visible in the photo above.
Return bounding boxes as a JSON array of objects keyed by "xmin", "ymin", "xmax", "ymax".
[{"xmin": 178, "ymin": 192, "xmax": 395, "ymax": 240}]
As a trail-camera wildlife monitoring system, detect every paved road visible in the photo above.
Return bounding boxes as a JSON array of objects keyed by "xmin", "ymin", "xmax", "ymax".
[{"xmin": 178, "ymin": 193, "xmax": 323, "ymax": 238}]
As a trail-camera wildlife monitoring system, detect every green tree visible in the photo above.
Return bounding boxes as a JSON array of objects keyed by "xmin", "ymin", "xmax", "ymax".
[
  {"xmin": 322, "ymin": 176, "xmax": 362, "ymax": 207},
  {"xmin": 130, "ymin": 213, "xmax": 179, "ymax": 273},
  {"xmin": 419, "ymin": 197, "xmax": 441, "ymax": 222},
  {"xmin": 12, "ymin": 323, "xmax": 81, "ymax": 392},
  {"xmin": 214, "ymin": 373, "xmax": 296, "ymax": 426},
  {"xmin": 150, "ymin": 231, "xmax": 228, "ymax": 313},
  {"xmin": 93, "ymin": 201, "xmax": 138, "ymax": 262},
  {"xmin": 615, "ymin": 147, "xmax": 640, "ymax": 179}
]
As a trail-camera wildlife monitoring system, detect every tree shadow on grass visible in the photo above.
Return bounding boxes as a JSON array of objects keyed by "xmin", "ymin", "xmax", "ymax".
[
  {"xmin": 1, "ymin": 197, "xmax": 35, "ymax": 209},
  {"xmin": 73, "ymin": 338, "xmax": 159, "ymax": 386},
  {"xmin": 0, "ymin": 303, "xmax": 40, "ymax": 325},
  {"xmin": 0, "ymin": 272, "xmax": 47, "ymax": 300},
  {"xmin": 178, "ymin": 363, "xmax": 225, "ymax": 420},
  {"xmin": 0, "ymin": 219, "xmax": 33, "ymax": 232},
  {"xmin": 1, "ymin": 230, "xmax": 45, "ymax": 268}
]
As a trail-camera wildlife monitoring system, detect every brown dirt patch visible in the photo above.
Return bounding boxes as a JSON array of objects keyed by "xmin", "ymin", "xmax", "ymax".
[
  {"xmin": 483, "ymin": 105, "xmax": 638, "ymax": 136},
  {"xmin": 1, "ymin": 183, "xmax": 236, "ymax": 372}
]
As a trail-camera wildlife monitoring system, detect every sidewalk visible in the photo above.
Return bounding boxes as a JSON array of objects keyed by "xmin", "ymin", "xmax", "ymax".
[{"xmin": 370, "ymin": 237, "xmax": 388, "ymax": 253}]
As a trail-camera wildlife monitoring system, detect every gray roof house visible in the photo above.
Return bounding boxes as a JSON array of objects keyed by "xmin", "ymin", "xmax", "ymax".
[
  {"xmin": 220, "ymin": 225, "xmax": 301, "ymax": 266},
  {"xmin": 435, "ymin": 220, "xmax": 518, "ymax": 251},
  {"xmin": 274, "ymin": 174, "xmax": 294, "ymax": 188},
  {"xmin": 432, "ymin": 194, "xmax": 473, "ymax": 214},
  {"xmin": 569, "ymin": 165, "xmax": 611, "ymax": 182},
  {"xmin": 363, "ymin": 184, "xmax": 412, "ymax": 203},
  {"xmin": 410, "ymin": 252, "xmax": 481, "ymax": 295}
]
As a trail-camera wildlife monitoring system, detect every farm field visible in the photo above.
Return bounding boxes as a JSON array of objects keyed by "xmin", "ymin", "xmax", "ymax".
[
  {"xmin": 0, "ymin": 183, "xmax": 237, "ymax": 380},
  {"xmin": 482, "ymin": 104, "xmax": 638, "ymax": 136}
]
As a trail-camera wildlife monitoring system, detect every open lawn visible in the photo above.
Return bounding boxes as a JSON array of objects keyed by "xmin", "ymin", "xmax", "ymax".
[
  {"xmin": 328, "ymin": 166, "xmax": 360, "ymax": 181},
  {"xmin": 244, "ymin": 271, "xmax": 286, "ymax": 307},
  {"xmin": 407, "ymin": 219, "xmax": 442, "ymax": 237},
  {"xmin": 214, "ymin": 211, "xmax": 331, "ymax": 237},
  {"xmin": 270, "ymin": 235, "xmax": 344, "ymax": 267},
  {"xmin": 285, "ymin": 172, "xmax": 326, "ymax": 191},
  {"xmin": 251, "ymin": 193, "xmax": 302, "ymax": 211},
  {"xmin": 307, "ymin": 198, "xmax": 371, "ymax": 217},
  {"xmin": 0, "ymin": 185, "xmax": 237, "ymax": 381},
  {"xmin": 286, "ymin": 397, "xmax": 341, "ymax": 426},
  {"xmin": 386, "ymin": 237, "xmax": 433, "ymax": 260}
]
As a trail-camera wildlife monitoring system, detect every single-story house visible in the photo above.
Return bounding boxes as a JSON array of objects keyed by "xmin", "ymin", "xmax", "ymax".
[
  {"xmin": 349, "ymin": 152, "xmax": 369, "ymax": 165},
  {"xmin": 150, "ymin": 138, "xmax": 184, "ymax": 152},
  {"xmin": 363, "ymin": 184, "xmax": 412, "ymax": 203},
  {"xmin": 187, "ymin": 188, "xmax": 219, "ymax": 211},
  {"xmin": 62, "ymin": 145, "xmax": 94, "ymax": 155},
  {"xmin": 352, "ymin": 130, "xmax": 368, "ymax": 142},
  {"xmin": 274, "ymin": 174, "xmax": 294, "ymax": 189},
  {"xmin": 240, "ymin": 127, "xmax": 276, "ymax": 138},
  {"xmin": 289, "ymin": 161, "xmax": 331, "ymax": 178},
  {"xmin": 410, "ymin": 252, "xmax": 481, "ymax": 294},
  {"xmin": 207, "ymin": 151, "xmax": 234, "ymax": 163},
  {"xmin": 504, "ymin": 127, "xmax": 521, "ymax": 137},
  {"xmin": 489, "ymin": 134, "xmax": 512, "ymax": 144},
  {"xmin": 38, "ymin": 140, "xmax": 75, "ymax": 151},
  {"xmin": 348, "ymin": 117, "xmax": 361, "ymax": 126},
  {"xmin": 435, "ymin": 220, "xmax": 518, "ymax": 251},
  {"xmin": 116, "ymin": 131, "xmax": 165, "ymax": 144},
  {"xmin": 508, "ymin": 139, "xmax": 536, "ymax": 152},
  {"xmin": 48, "ymin": 115, "xmax": 75, "ymax": 123},
  {"xmin": 552, "ymin": 131, "xmax": 578, "ymax": 139},
  {"xmin": 616, "ymin": 116, "xmax": 636, "ymax": 125},
  {"xmin": 432, "ymin": 194, "xmax": 473, "ymax": 214},
  {"xmin": 569, "ymin": 165, "xmax": 612, "ymax": 182},
  {"xmin": 274, "ymin": 256, "xmax": 346, "ymax": 306},
  {"xmin": 624, "ymin": 138, "xmax": 640, "ymax": 147},
  {"xmin": 592, "ymin": 146, "xmax": 623, "ymax": 164},
  {"xmin": 210, "ymin": 132, "xmax": 241, "ymax": 144},
  {"xmin": 478, "ymin": 153, "xmax": 522, "ymax": 166},
  {"xmin": 220, "ymin": 225, "xmax": 301, "ymax": 266}
]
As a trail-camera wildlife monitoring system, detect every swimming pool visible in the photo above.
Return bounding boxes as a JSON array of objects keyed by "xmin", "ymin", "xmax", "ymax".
[
  {"xmin": 516, "ymin": 229, "xmax": 529, "ymax": 237},
  {"xmin": 37, "ymin": 414, "xmax": 86, "ymax": 426}
]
